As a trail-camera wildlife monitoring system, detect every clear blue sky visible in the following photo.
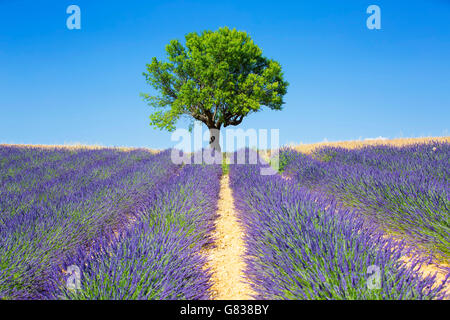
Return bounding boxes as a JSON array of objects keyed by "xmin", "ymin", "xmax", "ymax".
[{"xmin": 1, "ymin": 0, "xmax": 449, "ymax": 150}]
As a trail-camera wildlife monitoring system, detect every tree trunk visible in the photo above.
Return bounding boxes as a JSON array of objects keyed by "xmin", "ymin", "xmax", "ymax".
[{"xmin": 209, "ymin": 127, "xmax": 221, "ymax": 153}]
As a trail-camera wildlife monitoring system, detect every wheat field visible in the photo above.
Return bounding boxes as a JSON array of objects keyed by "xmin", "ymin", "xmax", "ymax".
[{"xmin": 291, "ymin": 137, "xmax": 450, "ymax": 154}]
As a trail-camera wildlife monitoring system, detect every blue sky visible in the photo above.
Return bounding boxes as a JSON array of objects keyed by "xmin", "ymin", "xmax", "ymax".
[{"xmin": 0, "ymin": 0, "xmax": 449, "ymax": 150}]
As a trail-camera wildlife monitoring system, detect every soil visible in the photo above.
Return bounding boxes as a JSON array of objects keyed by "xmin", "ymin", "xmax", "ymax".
[{"xmin": 203, "ymin": 174, "xmax": 256, "ymax": 300}]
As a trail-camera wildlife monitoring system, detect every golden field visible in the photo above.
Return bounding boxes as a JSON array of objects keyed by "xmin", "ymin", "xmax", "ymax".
[{"xmin": 291, "ymin": 136, "xmax": 450, "ymax": 154}]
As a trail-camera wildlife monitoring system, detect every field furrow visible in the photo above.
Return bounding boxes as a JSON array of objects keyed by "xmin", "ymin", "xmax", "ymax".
[{"xmin": 203, "ymin": 174, "xmax": 256, "ymax": 300}]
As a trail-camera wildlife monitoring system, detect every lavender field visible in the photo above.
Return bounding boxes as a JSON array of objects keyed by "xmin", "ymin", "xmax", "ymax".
[
  {"xmin": 0, "ymin": 142, "xmax": 448, "ymax": 300},
  {"xmin": 0, "ymin": 146, "xmax": 220, "ymax": 299},
  {"xmin": 278, "ymin": 142, "xmax": 449, "ymax": 260},
  {"xmin": 230, "ymin": 146, "xmax": 449, "ymax": 299}
]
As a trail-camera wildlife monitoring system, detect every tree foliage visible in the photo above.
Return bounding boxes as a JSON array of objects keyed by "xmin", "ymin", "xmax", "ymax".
[{"xmin": 141, "ymin": 27, "xmax": 288, "ymax": 148}]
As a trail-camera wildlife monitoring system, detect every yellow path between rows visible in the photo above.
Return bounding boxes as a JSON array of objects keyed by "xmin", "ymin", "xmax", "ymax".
[{"xmin": 204, "ymin": 174, "xmax": 256, "ymax": 300}]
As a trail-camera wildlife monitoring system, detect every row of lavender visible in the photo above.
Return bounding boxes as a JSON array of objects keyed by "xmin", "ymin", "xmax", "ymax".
[
  {"xmin": 50, "ymin": 161, "xmax": 221, "ymax": 299},
  {"xmin": 278, "ymin": 142, "xmax": 449, "ymax": 260},
  {"xmin": 0, "ymin": 146, "xmax": 179, "ymax": 299},
  {"xmin": 229, "ymin": 150, "xmax": 448, "ymax": 299}
]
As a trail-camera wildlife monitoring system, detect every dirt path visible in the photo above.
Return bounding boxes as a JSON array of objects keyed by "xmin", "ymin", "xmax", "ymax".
[
  {"xmin": 394, "ymin": 243, "xmax": 450, "ymax": 297},
  {"xmin": 204, "ymin": 174, "xmax": 256, "ymax": 300}
]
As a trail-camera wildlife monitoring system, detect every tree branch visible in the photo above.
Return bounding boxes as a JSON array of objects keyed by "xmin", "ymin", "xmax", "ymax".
[{"xmin": 224, "ymin": 114, "xmax": 244, "ymax": 127}]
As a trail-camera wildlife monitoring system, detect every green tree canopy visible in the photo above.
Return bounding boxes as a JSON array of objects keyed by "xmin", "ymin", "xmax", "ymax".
[{"xmin": 141, "ymin": 27, "xmax": 288, "ymax": 151}]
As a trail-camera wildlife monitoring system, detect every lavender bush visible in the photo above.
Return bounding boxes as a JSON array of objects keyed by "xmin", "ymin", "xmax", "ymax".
[
  {"xmin": 279, "ymin": 142, "xmax": 450, "ymax": 260},
  {"xmin": 230, "ymin": 149, "xmax": 448, "ymax": 299},
  {"xmin": 51, "ymin": 159, "xmax": 221, "ymax": 300},
  {"xmin": 0, "ymin": 146, "xmax": 179, "ymax": 299}
]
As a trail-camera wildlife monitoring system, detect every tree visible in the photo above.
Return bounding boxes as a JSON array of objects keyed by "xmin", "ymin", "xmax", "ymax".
[{"xmin": 141, "ymin": 27, "xmax": 288, "ymax": 151}]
